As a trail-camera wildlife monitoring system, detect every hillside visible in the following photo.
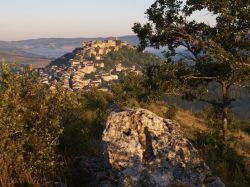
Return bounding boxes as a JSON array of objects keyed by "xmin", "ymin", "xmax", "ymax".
[
  {"xmin": 42, "ymin": 39, "xmax": 250, "ymax": 120},
  {"xmin": 40, "ymin": 39, "xmax": 162, "ymax": 92},
  {"xmin": 0, "ymin": 47, "xmax": 52, "ymax": 68},
  {"xmin": 175, "ymin": 108, "xmax": 250, "ymax": 171},
  {"xmin": 0, "ymin": 36, "xmax": 139, "ymax": 58},
  {"xmin": 1, "ymin": 61, "xmax": 249, "ymax": 186},
  {"xmin": 103, "ymin": 47, "xmax": 161, "ymax": 70}
]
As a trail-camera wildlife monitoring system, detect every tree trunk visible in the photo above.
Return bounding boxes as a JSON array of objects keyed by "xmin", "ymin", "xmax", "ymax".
[
  {"xmin": 222, "ymin": 104, "xmax": 229, "ymax": 139},
  {"xmin": 222, "ymin": 82, "xmax": 229, "ymax": 140}
]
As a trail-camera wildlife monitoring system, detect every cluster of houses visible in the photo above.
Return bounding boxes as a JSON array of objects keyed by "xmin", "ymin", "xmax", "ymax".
[
  {"xmin": 39, "ymin": 39, "xmax": 141, "ymax": 92},
  {"xmin": 83, "ymin": 39, "xmax": 128, "ymax": 61}
]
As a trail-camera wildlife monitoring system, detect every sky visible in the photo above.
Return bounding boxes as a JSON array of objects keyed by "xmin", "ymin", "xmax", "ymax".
[{"xmin": 0, "ymin": 0, "xmax": 216, "ymax": 41}]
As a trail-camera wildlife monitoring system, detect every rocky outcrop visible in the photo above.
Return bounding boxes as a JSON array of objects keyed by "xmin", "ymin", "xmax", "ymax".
[{"xmin": 102, "ymin": 108, "xmax": 224, "ymax": 187}]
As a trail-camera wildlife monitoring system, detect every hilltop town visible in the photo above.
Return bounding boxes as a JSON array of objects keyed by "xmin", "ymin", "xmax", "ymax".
[{"xmin": 39, "ymin": 39, "xmax": 142, "ymax": 92}]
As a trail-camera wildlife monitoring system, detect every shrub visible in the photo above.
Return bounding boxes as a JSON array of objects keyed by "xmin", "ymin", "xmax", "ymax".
[
  {"xmin": 0, "ymin": 63, "xmax": 66, "ymax": 185},
  {"xmin": 204, "ymin": 106, "xmax": 240, "ymax": 130},
  {"xmin": 59, "ymin": 90, "xmax": 111, "ymax": 158},
  {"xmin": 165, "ymin": 104, "xmax": 176, "ymax": 119},
  {"xmin": 193, "ymin": 130, "xmax": 250, "ymax": 187},
  {"xmin": 0, "ymin": 64, "xmax": 111, "ymax": 186}
]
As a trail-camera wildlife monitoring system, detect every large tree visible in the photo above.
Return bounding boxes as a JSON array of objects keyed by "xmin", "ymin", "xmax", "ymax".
[{"xmin": 133, "ymin": 0, "xmax": 250, "ymax": 139}]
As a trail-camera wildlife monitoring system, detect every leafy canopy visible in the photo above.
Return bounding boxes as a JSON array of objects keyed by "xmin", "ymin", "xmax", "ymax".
[{"xmin": 133, "ymin": 0, "xmax": 250, "ymax": 86}]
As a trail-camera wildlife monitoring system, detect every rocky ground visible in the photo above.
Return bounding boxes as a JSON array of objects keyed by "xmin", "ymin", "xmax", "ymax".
[{"xmin": 69, "ymin": 108, "xmax": 225, "ymax": 187}]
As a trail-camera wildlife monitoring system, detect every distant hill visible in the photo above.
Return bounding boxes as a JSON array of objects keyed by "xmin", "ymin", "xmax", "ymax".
[
  {"xmin": 0, "ymin": 47, "xmax": 52, "ymax": 68},
  {"xmin": 0, "ymin": 35, "xmax": 139, "ymax": 68},
  {"xmin": 0, "ymin": 35, "xmax": 139, "ymax": 58}
]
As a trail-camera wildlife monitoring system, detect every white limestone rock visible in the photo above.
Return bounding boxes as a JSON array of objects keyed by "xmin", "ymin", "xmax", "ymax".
[{"xmin": 102, "ymin": 108, "xmax": 225, "ymax": 187}]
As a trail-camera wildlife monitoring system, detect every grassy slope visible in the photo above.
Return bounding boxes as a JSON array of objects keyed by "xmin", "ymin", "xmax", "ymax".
[{"xmin": 175, "ymin": 108, "xmax": 250, "ymax": 162}]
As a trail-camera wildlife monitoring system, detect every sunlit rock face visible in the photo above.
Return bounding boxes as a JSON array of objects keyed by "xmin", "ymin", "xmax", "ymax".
[{"xmin": 102, "ymin": 108, "xmax": 224, "ymax": 187}]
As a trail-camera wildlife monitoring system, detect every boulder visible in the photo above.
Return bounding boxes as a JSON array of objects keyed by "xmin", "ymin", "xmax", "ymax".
[{"xmin": 102, "ymin": 108, "xmax": 225, "ymax": 187}]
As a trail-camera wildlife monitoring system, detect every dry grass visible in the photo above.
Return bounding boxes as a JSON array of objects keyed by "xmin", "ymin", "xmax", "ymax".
[
  {"xmin": 0, "ymin": 156, "xmax": 39, "ymax": 187},
  {"xmin": 176, "ymin": 108, "xmax": 207, "ymax": 130},
  {"xmin": 142, "ymin": 101, "xmax": 168, "ymax": 118},
  {"xmin": 174, "ymin": 108, "xmax": 250, "ymax": 164},
  {"xmin": 175, "ymin": 108, "xmax": 207, "ymax": 138},
  {"xmin": 235, "ymin": 130, "xmax": 250, "ymax": 162}
]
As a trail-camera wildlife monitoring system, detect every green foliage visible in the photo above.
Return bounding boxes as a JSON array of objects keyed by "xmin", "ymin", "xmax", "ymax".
[
  {"xmin": 112, "ymin": 72, "xmax": 145, "ymax": 105},
  {"xmin": 133, "ymin": 0, "xmax": 250, "ymax": 138},
  {"xmin": 194, "ymin": 130, "xmax": 250, "ymax": 187},
  {"xmin": 112, "ymin": 69, "xmax": 167, "ymax": 105},
  {"xmin": 132, "ymin": 1, "xmax": 250, "ymax": 184},
  {"xmin": 165, "ymin": 104, "xmax": 176, "ymax": 119},
  {"xmin": 103, "ymin": 47, "xmax": 161, "ymax": 70},
  {"xmin": 204, "ymin": 106, "xmax": 240, "ymax": 130},
  {"xmin": 59, "ymin": 90, "xmax": 111, "ymax": 157},
  {"xmin": 0, "ymin": 63, "xmax": 66, "ymax": 184},
  {"xmin": 0, "ymin": 63, "xmax": 111, "ymax": 186},
  {"xmin": 194, "ymin": 105, "xmax": 249, "ymax": 186},
  {"xmin": 142, "ymin": 65, "xmax": 170, "ymax": 101},
  {"xmin": 112, "ymin": 62, "xmax": 189, "ymax": 105}
]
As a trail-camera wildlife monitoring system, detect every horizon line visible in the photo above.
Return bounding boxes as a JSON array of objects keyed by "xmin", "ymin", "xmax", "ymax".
[{"xmin": 0, "ymin": 35, "xmax": 137, "ymax": 42}]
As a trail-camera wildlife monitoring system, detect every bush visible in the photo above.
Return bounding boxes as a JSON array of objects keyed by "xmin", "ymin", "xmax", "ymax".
[
  {"xmin": 0, "ymin": 63, "xmax": 66, "ymax": 185},
  {"xmin": 0, "ymin": 63, "xmax": 112, "ymax": 186},
  {"xmin": 59, "ymin": 90, "xmax": 111, "ymax": 157},
  {"xmin": 165, "ymin": 104, "xmax": 176, "ymax": 119},
  {"xmin": 112, "ymin": 72, "xmax": 146, "ymax": 106},
  {"xmin": 204, "ymin": 105, "xmax": 240, "ymax": 130},
  {"xmin": 193, "ymin": 130, "xmax": 250, "ymax": 187}
]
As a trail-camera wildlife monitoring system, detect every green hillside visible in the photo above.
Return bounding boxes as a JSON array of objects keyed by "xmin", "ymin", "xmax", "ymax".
[
  {"xmin": 103, "ymin": 47, "xmax": 162, "ymax": 69},
  {"xmin": 49, "ymin": 46, "xmax": 162, "ymax": 68}
]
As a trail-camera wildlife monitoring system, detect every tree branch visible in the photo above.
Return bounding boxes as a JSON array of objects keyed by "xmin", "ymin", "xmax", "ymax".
[
  {"xmin": 242, "ymin": 63, "xmax": 250, "ymax": 67},
  {"xmin": 183, "ymin": 75, "xmax": 217, "ymax": 80},
  {"xmin": 180, "ymin": 41, "xmax": 201, "ymax": 63}
]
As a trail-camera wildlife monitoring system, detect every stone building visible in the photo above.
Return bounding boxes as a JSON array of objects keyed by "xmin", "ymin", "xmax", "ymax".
[{"xmin": 101, "ymin": 73, "xmax": 119, "ymax": 82}]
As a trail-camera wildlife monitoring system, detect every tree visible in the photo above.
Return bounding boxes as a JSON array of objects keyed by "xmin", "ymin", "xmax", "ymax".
[
  {"xmin": 111, "ymin": 62, "xmax": 184, "ymax": 105},
  {"xmin": 133, "ymin": 0, "xmax": 250, "ymax": 139}
]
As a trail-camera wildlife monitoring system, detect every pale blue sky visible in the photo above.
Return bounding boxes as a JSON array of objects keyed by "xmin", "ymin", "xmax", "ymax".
[{"xmin": 0, "ymin": 0, "xmax": 215, "ymax": 41}]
